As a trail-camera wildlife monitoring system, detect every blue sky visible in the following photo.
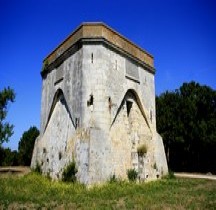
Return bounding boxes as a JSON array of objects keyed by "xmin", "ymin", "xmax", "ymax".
[{"xmin": 0, "ymin": 0, "xmax": 216, "ymax": 150}]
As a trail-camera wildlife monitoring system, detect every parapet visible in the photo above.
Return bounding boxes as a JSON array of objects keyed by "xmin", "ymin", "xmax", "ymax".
[{"xmin": 42, "ymin": 22, "xmax": 154, "ymax": 75}]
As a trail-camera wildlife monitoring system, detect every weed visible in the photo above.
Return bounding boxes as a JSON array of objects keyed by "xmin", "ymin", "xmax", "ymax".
[
  {"xmin": 32, "ymin": 161, "xmax": 42, "ymax": 174},
  {"xmin": 46, "ymin": 170, "xmax": 51, "ymax": 180},
  {"xmin": 62, "ymin": 160, "xmax": 78, "ymax": 182},
  {"xmin": 137, "ymin": 144, "xmax": 147, "ymax": 156},
  {"xmin": 109, "ymin": 174, "xmax": 118, "ymax": 183},
  {"xmin": 162, "ymin": 170, "xmax": 176, "ymax": 179},
  {"xmin": 127, "ymin": 169, "xmax": 138, "ymax": 182}
]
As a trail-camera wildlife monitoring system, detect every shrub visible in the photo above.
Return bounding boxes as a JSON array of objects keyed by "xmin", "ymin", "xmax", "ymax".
[
  {"xmin": 162, "ymin": 170, "xmax": 176, "ymax": 179},
  {"xmin": 109, "ymin": 174, "xmax": 118, "ymax": 183},
  {"xmin": 33, "ymin": 161, "xmax": 42, "ymax": 174},
  {"xmin": 127, "ymin": 169, "xmax": 138, "ymax": 182},
  {"xmin": 137, "ymin": 144, "xmax": 147, "ymax": 156},
  {"xmin": 62, "ymin": 160, "xmax": 78, "ymax": 182}
]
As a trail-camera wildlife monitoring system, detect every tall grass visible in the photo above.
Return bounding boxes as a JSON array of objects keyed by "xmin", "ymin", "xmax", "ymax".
[{"xmin": 0, "ymin": 172, "xmax": 215, "ymax": 209}]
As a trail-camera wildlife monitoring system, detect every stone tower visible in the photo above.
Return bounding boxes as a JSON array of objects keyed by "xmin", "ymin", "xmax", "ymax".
[{"xmin": 31, "ymin": 22, "xmax": 168, "ymax": 184}]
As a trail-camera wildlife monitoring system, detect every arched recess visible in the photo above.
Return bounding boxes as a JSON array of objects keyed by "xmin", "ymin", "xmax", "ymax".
[
  {"xmin": 110, "ymin": 89, "xmax": 151, "ymax": 131},
  {"xmin": 44, "ymin": 89, "xmax": 76, "ymax": 132}
]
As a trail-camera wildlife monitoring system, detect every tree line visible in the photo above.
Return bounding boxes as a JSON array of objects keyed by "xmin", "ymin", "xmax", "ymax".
[
  {"xmin": 0, "ymin": 87, "xmax": 39, "ymax": 166},
  {"xmin": 1, "ymin": 82, "xmax": 216, "ymax": 173},
  {"xmin": 156, "ymin": 81, "xmax": 216, "ymax": 174},
  {"xmin": 0, "ymin": 126, "xmax": 39, "ymax": 166}
]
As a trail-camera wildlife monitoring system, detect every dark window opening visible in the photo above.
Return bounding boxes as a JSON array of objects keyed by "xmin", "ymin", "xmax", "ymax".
[
  {"xmin": 87, "ymin": 94, "xmax": 94, "ymax": 106},
  {"xmin": 126, "ymin": 101, "xmax": 133, "ymax": 116},
  {"xmin": 91, "ymin": 53, "xmax": 94, "ymax": 63},
  {"xmin": 108, "ymin": 97, "xmax": 112, "ymax": 112},
  {"xmin": 108, "ymin": 97, "xmax": 111, "ymax": 102},
  {"xmin": 59, "ymin": 152, "xmax": 62, "ymax": 160}
]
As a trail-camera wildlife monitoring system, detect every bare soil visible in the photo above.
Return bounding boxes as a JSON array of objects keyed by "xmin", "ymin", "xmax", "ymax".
[
  {"xmin": 175, "ymin": 172, "xmax": 216, "ymax": 180},
  {"xmin": 0, "ymin": 166, "xmax": 31, "ymax": 178}
]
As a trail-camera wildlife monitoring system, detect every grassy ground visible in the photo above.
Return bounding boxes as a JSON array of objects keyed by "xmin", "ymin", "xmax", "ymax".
[{"xmin": 0, "ymin": 173, "xmax": 215, "ymax": 209}]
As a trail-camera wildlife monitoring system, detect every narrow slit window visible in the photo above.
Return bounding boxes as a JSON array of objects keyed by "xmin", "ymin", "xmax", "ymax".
[
  {"xmin": 108, "ymin": 97, "xmax": 112, "ymax": 112},
  {"xmin": 91, "ymin": 53, "xmax": 94, "ymax": 63}
]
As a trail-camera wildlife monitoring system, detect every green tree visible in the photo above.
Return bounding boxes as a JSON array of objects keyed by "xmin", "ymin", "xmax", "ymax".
[
  {"xmin": 18, "ymin": 126, "xmax": 39, "ymax": 166},
  {"xmin": 0, "ymin": 87, "xmax": 15, "ymax": 145},
  {"xmin": 179, "ymin": 82, "xmax": 216, "ymax": 172},
  {"xmin": 156, "ymin": 81, "xmax": 216, "ymax": 173},
  {"xmin": 156, "ymin": 90, "xmax": 183, "ymax": 165},
  {"xmin": 0, "ymin": 147, "xmax": 19, "ymax": 166}
]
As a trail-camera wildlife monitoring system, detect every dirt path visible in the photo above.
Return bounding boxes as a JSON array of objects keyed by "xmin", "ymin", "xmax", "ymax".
[
  {"xmin": 175, "ymin": 172, "xmax": 216, "ymax": 181},
  {"xmin": 0, "ymin": 166, "xmax": 31, "ymax": 177}
]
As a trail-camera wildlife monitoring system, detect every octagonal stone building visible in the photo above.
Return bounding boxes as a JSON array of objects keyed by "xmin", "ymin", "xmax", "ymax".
[{"xmin": 31, "ymin": 22, "xmax": 168, "ymax": 184}]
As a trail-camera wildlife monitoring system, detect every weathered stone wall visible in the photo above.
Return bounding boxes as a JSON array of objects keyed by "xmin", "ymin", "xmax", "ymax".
[
  {"xmin": 32, "ymin": 47, "xmax": 86, "ymax": 180},
  {"xmin": 79, "ymin": 43, "xmax": 167, "ymax": 182},
  {"xmin": 40, "ymin": 48, "xmax": 83, "ymax": 133},
  {"xmin": 109, "ymin": 93, "xmax": 153, "ymax": 179},
  {"xmin": 31, "ymin": 96, "xmax": 75, "ymax": 179},
  {"xmin": 31, "ymin": 23, "xmax": 168, "ymax": 185}
]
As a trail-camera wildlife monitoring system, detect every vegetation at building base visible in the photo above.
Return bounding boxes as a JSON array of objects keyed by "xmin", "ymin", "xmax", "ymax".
[
  {"xmin": 109, "ymin": 174, "xmax": 118, "ymax": 183},
  {"xmin": 62, "ymin": 160, "xmax": 78, "ymax": 182},
  {"xmin": 156, "ymin": 81, "xmax": 216, "ymax": 174},
  {"xmin": 127, "ymin": 168, "xmax": 138, "ymax": 182},
  {"xmin": 0, "ymin": 172, "xmax": 215, "ymax": 209},
  {"xmin": 32, "ymin": 161, "xmax": 42, "ymax": 174}
]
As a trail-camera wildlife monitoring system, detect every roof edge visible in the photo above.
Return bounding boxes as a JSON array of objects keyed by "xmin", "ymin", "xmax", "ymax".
[
  {"xmin": 43, "ymin": 22, "xmax": 154, "ymax": 68},
  {"xmin": 81, "ymin": 22, "xmax": 154, "ymax": 58}
]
